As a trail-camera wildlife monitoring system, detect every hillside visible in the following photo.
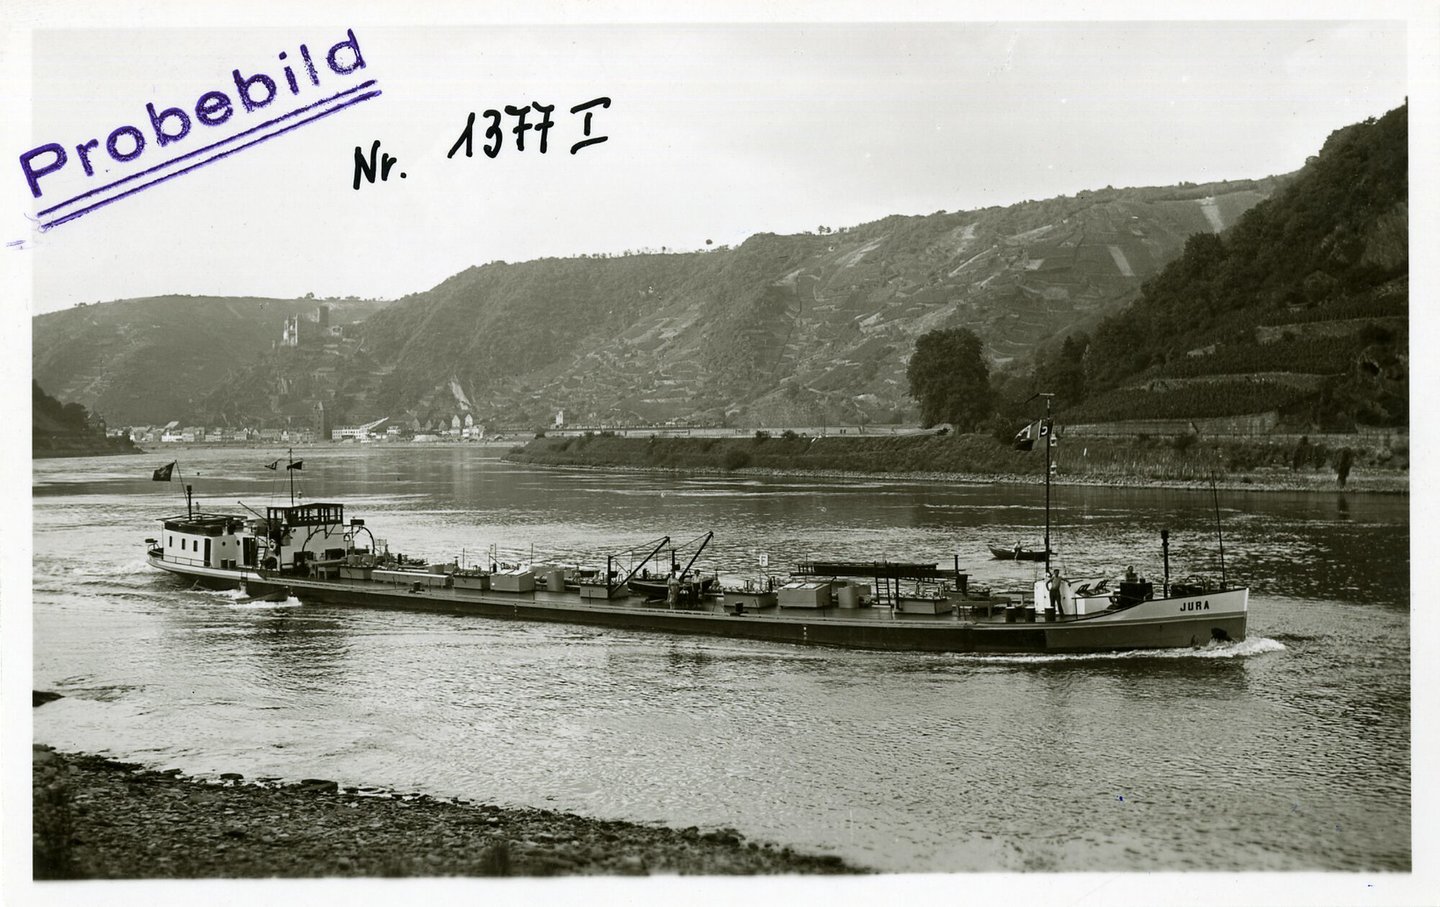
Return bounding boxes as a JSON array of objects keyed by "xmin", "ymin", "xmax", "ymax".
[
  {"xmin": 32, "ymin": 296, "xmax": 390, "ymax": 426},
  {"xmin": 1057, "ymin": 104, "xmax": 1408, "ymax": 431},
  {"xmin": 187, "ymin": 178, "xmax": 1278, "ymax": 429},
  {"xmin": 33, "ymin": 381, "xmax": 141, "ymax": 458}
]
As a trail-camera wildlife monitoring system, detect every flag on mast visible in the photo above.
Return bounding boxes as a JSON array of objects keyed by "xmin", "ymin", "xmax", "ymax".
[
  {"xmin": 151, "ymin": 461, "xmax": 176, "ymax": 481},
  {"xmin": 1039, "ymin": 420, "xmax": 1059, "ymax": 447},
  {"xmin": 286, "ymin": 460, "xmax": 304, "ymax": 471},
  {"xmin": 1014, "ymin": 419, "xmax": 1059, "ymax": 451},
  {"xmin": 264, "ymin": 459, "xmax": 280, "ymax": 470},
  {"xmin": 1013, "ymin": 421, "xmax": 1037, "ymax": 451}
]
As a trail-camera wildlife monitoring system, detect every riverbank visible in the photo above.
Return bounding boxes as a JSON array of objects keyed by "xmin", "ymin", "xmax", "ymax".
[
  {"xmin": 727, "ymin": 464, "xmax": 1407, "ymax": 494},
  {"xmin": 105, "ymin": 433, "xmax": 1410, "ymax": 494},
  {"xmin": 31, "ymin": 742, "xmax": 861, "ymax": 879},
  {"xmin": 506, "ymin": 434, "xmax": 1408, "ymax": 495},
  {"xmin": 33, "ymin": 435, "xmax": 143, "ymax": 458}
]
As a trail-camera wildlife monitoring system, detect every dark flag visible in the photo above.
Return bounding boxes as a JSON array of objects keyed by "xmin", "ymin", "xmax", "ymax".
[
  {"xmin": 152, "ymin": 461, "xmax": 176, "ymax": 481},
  {"xmin": 1039, "ymin": 420, "xmax": 1056, "ymax": 447},
  {"xmin": 264, "ymin": 459, "xmax": 280, "ymax": 470},
  {"xmin": 1013, "ymin": 421, "xmax": 1036, "ymax": 451},
  {"xmin": 287, "ymin": 460, "xmax": 304, "ymax": 471}
]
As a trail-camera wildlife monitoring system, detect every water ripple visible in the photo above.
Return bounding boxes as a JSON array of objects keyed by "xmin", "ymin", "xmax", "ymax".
[{"xmin": 30, "ymin": 448, "xmax": 1410, "ymax": 872}]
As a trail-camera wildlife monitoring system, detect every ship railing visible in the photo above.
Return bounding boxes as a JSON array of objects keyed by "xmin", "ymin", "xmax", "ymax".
[{"xmin": 161, "ymin": 554, "xmax": 211, "ymax": 568}]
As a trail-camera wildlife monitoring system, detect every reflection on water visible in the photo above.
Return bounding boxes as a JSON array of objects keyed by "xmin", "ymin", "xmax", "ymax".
[{"xmin": 31, "ymin": 447, "xmax": 1409, "ymax": 872}]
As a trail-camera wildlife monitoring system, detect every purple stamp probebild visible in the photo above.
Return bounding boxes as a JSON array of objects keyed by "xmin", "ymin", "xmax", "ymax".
[{"xmin": 21, "ymin": 28, "xmax": 380, "ymax": 230}]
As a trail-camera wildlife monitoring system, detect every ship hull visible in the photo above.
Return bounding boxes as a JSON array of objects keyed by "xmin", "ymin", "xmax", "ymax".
[
  {"xmin": 147, "ymin": 551, "xmax": 264, "ymax": 590},
  {"xmin": 148, "ymin": 553, "xmax": 1247, "ymax": 654}
]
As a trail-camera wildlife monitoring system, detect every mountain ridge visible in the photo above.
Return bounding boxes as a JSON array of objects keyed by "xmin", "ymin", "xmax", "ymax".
[
  {"xmin": 33, "ymin": 176, "xmax": 1300, "ymax": 429},
  {"xmin": 187, "ymin": 176, "xmax": 1280, "ymax": 429},
  {"xmin": 33, "ymin": 296, "xmax": 390, "ymax": 426}
]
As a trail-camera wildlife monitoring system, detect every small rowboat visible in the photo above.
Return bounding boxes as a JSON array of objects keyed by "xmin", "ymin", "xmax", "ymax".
[{"xmin": 988, "ymin": 544, "xmax": 1051, "ymax": 561}]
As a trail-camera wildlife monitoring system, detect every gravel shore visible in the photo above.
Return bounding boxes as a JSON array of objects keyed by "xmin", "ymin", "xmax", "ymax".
[{"xmin": 32, "ymin": 743, "xmax": 863, "ymax": 879}]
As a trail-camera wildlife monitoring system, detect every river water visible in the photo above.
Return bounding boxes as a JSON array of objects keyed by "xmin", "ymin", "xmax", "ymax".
[{"xmin": 30, "ymin": 446, "xmax": 1411, "ymax": 872}]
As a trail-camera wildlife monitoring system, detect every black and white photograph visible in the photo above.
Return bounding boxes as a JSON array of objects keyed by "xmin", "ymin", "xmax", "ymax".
[{"xmin": 5, "ymin": 2, "xmax": 1432, "ymax": 903}]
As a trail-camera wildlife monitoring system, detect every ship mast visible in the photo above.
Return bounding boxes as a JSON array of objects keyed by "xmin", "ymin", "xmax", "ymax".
[
  {"xmin": 1211, "ymin": 476, "xmax": 1228, "ymax": 590},
  {"xmin": 1038, "ymin": 393, "xmax": 1054, "ymax": 574}
]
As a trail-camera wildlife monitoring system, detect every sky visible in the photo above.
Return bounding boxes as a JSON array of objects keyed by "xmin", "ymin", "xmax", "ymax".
[{"xmin": 3, "ymin": 6, "xmax": 1418, "ymax": 314}]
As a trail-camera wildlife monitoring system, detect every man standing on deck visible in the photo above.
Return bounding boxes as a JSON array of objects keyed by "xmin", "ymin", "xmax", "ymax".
[
  {"xmin": 1047, "ymin": 569, "xmax": 1063, "ymax": 615},
  {"xmin": 667, "ymin": 569, "xmax": 680, "ymax": 607}
]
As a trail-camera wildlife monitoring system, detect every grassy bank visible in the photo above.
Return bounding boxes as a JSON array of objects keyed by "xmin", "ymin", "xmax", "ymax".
[{"xmin": 508, "ymin": 432, "xmax": 1408, "ymax": 493}]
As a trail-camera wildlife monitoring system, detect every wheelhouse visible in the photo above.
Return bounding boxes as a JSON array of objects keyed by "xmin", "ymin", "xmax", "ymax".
[{"xmin": 264, "ymin": 502, "xmax": 357, "ymax": 572}]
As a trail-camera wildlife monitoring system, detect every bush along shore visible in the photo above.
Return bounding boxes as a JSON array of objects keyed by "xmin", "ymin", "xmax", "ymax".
[
  {"xmin": 508, "ymin": 432, "xmax": 1408, "ymax": 494},
  {"xmin": 32, "ymin": 742, "xmax": 860, "ymax": 879}
]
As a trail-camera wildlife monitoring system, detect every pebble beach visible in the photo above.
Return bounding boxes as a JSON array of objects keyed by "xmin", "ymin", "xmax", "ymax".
[{"xmin": 31, "ymin": 737, "xmax": 862, "ymax": 880}]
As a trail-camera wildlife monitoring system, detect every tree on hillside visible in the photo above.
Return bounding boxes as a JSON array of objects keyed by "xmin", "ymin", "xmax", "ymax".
[
  {"xmin": 1034, "ymin": 333, "xmax": 1090, "ymax": 409},
  {"xmin": 906, "ymin": 328, "xmax": 992, "ymax": 430},
  {"xmin": 33, "ymin": 381, "xmax": 91, "ymax": 431},
  {"xmin": 1082, "ymin": 103, "xmax": 1408, "ymax": 415}
]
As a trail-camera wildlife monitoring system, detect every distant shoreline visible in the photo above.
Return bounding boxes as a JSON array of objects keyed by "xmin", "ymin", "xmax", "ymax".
[
  {"xmin": 124, "ymin": 439, "xmax": 522, "ymax": 452},
  {"xmin": 33, "ymin": 439, "xmax": 144, "ymax": 459},
  {"xmin": 504, "ymin": 458, "xmax": 1409, "ymax": 496},
  {"xmin": 505, "ymin": 434, "xmax": 1409, "ymax": 497},
  {"xmin": 50, "ymin": 438, "xmax": 1407, "ymax": 495}
]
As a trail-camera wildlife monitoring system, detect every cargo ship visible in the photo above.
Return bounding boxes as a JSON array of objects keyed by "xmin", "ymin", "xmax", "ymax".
[{"xmin": 145, "ymin": 493, "xmax": 1248, "ymax": 655}]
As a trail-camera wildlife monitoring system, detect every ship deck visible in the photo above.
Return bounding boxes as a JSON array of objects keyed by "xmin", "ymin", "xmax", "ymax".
[
  {"xmin": 148, "ymin": 553, "xmax": 1246, "ymax": 653},
  {"xmin": 266, "ymin": 572, "xmax": 1019, "ymax": 626},
  {"xmin": 234, "ymin": 569, "xmax": 1243, "ymax": 653}
]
